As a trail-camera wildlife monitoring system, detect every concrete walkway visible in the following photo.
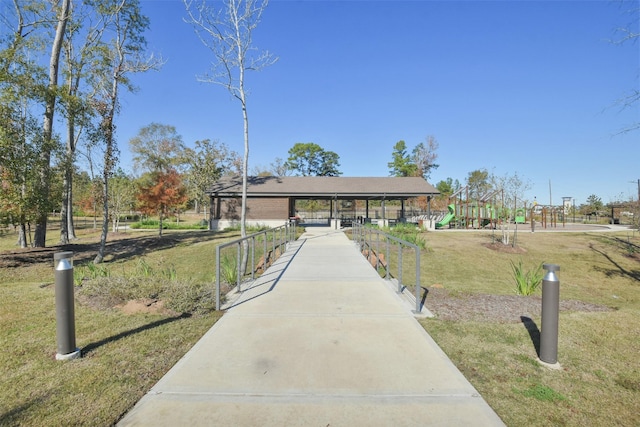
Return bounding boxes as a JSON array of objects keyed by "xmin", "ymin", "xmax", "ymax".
[{"xmin": 118, "ymin": 227, "xmax": 505, "ymax": 426}]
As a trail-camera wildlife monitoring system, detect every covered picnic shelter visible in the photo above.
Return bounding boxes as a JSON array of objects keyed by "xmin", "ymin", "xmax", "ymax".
[{"xmin": 205, "ymin": 176, "xmax": 440, "ymax": 230}]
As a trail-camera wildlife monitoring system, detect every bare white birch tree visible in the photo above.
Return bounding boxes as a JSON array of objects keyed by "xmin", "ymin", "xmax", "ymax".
[{"xmin": 184, "ymin": 0, "xmax": 277, "ymax": 243}]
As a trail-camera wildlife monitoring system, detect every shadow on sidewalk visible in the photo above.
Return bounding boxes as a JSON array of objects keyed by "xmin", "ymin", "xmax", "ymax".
[{"xmin": 223, "ymin": 239, "xmax": 306, "ymax": 309}]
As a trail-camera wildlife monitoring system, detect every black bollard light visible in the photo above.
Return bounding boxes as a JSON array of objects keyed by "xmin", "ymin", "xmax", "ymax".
[
  {"xmin": 540, "ymin": 263, "xmax": 560, "ymax": 365},
  {"xmin": 54, "ymin": 252, "xmax": 80, "ymax": 360}
]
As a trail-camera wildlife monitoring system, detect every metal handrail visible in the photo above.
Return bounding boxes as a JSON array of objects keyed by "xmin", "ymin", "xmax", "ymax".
[
  {"xmin": 214, "ymin": 221, "xmax": 297, "ymax": 310},
  {"xmin": 351, "ymin": 222, "xmax": 423, "ymax": 314}
]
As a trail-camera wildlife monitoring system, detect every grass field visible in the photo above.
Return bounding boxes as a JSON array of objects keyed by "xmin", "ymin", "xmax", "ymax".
[
  {"xmin": 0, "ymin": 223, "xmax": 229, "ymax": 425},
  {"xmin": 418, "ymin": 228, "xmax": 639, "ymax": 426},
  {"xmin": 0, "ymin": 222, "xmax": 638, "ymax": 425}
]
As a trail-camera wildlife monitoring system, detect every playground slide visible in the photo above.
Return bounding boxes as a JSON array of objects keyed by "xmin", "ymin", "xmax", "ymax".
[{"xmin": 436, "ymin": 204, "xmax": 455, "ymax": 229}]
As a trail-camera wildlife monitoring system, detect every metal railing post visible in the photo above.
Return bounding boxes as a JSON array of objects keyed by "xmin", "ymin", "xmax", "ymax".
[
  {"xmin": 385, "ymin": 236, "xmax": 390, "ymax": 280},
  {"xmin": 264, "ymin": 233, "xmax": 268, "ymax": 269},
  {"xmin": 414, "ymin": 249, "xmax": 421, "ymax": 313},
  {"xmin": 398, "ymin": 242, "xmax": 403, "ymax": 293},
  {"xmin": 376, "ymin": 229, "xmax": 380, "ymax": 270},
  {"xmin": 236, "ymin": 242, "xmax": 242, "ymax": 292},
  {"xmin": 272, "ymin": 228, "xmax": 275, "ymax": 261},
  {"xmin": 216, "ymin": 245, "xmax": 221, "ymax": 310},
  {"xmin": 251, "ymin": 236, "xmax": 255, "ymax": 280}
]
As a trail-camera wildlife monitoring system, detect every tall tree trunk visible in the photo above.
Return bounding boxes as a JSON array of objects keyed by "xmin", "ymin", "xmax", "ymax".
[
  {"xmin": 240, "ymin": 83, "xmax": 249, "ymax": 274},
  {"xmin": 60, "ymin": 165, "xmax": 70, "ymax": 244},
  {"xmin": 60, "ymin": 149, "xmax": 75, "ymax": 243},
  {"xmin": 34, "ymin": 0, "xmax": 70, "ymax": 247},
  {"xmin": 61, "ymin": 100, "xmax": 78, "ymax": 243},
  {"xmin": 94, "ymin": 76, "xmax": 118, "ymax": 263},
  {"xmin": 17, "ymin": 221, "xmax": 28, "ymax": 248},
  {"xmin": 67, "ymin": 181, "xmax": 76, "ymax": 238},
  {"xmin": 94, "ymin": 172, "xmax": 109, "ymax": 263},
  {"xmin": 94, "ymin": 129, "xmax": 115, "ymax": 263}
]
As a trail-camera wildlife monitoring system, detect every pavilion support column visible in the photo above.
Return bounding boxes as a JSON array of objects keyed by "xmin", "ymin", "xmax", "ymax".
[
  {"xmin": 401, "ymin": 200, "xmax": 405, "ymax": 221},
  {"xmin": 289, "ymin": 198, "xmax": 295, "ymax": 218},
  {"xmin": 381, "ymin": 197, "xmax": 387, "ymax": 228},
  {"xmin": 331, "ymin": 195, "xmax": 339, "ymax": 229}
]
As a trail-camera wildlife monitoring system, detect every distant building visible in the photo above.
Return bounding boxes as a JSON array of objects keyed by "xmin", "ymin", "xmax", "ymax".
[{"xmin": 205, "ymin": 176, "xmax": 439, "ymax": 230}]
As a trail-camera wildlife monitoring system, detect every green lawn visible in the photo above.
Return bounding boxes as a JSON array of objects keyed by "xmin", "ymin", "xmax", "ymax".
[
  {"xmin": 1, "ymin": 225, "xmax": 638, "ymax": 425},
  {"xmin": 418, "ymin": 229, "xmax": 639, "ymax": 426}
]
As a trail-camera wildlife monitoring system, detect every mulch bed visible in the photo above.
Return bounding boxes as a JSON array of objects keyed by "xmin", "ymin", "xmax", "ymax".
[{"xmin": 424, "ymin": 287, "xmax": 613, "ymax": 323}]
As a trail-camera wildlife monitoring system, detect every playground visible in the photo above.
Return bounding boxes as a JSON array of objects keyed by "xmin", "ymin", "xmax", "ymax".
[{"xmin": 431, "ymin": 186, "xmax": 624, "ymax": 232}]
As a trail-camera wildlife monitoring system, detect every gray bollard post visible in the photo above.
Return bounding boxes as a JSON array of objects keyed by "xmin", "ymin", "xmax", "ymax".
[
  {"xmin": 54, "ymin": 252, "xmax": 80, "ymax": 361},
  {"xmin": 540, "ymin": 263, "xmax": 560, "ymax": 365}
]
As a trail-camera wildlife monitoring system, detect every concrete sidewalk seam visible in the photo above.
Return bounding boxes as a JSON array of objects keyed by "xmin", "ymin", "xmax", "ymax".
[{"xmin": 225, "ymin": 313, "xmax": 412, "ymax": 318}]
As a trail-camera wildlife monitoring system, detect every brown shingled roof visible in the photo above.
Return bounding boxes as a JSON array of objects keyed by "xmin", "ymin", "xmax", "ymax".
[{"xmin": 206, "ymin": 176, "xmax": 439, "ymax": 199}]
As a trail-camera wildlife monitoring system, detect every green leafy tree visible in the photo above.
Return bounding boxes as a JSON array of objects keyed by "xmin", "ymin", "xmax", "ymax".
[
  {"xmin": 466, "ymin": 169, "xmax": 491, "ymax": 201},
  {"xmin": 32, "ymin": 0, "xmax": 71, "ymax": 247},
  {"xmin": 58, "ymin": 2, "xmax": 113, "ymax": 244},
  {"xmin": 130, "ymin": 123, "xmax": 186, "ymax": 174},
  {"xmin": 0, "ymin": 112, "xmax": 43, "ymax": 247},
  {"xmin": 91, "ymin": 0, "xmax": 162, "ymax": 263},
  {"xmin": 586, "ymin": 194, "xmax": 603, "ymax": 216},
  {"xmin": 285, "ymin": 142, "xmax": 342, "ymax": 176},
  {"xmin": 388, "ymin": 140, "xmax": 417, "ymax": 177},
  {"xmin": 1, "ymin": 0, "xmax": 65, "ymax": 247},
  {"xmin": 183, "ymin": 139, "xmax": 238, "ymax": 216},
  {"xmin": 435, "ymin": 177, "xmax": 460, "ymax": 198},
  {"xmin": 388, "ymin": 138, "xmax": 440, "ymax": 179}
]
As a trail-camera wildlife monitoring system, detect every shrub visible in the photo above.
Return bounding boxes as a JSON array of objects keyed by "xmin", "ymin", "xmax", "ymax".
[
  {"xmin": 79, "ymin": 275, "xmax": 216, "ymax": 315},
  {"xmin": 385, "ymin": 223, "xmax": 428, "ymax": 250},
  {"xmin": 164, "ymin": 280, "xmax": 216, "ymax": 315},
  {"xmin": 511, "ymin": 260, "xmax": 544, "ymax": 296}
]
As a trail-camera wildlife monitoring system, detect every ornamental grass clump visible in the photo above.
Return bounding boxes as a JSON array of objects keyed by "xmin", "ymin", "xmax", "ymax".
[
  {"xmin": 510, "ymin": 259, "xmax": 544, "ymax": 296},
  {"xmin": 219, "ymin": 254, "xmax": 239, "ymax": 286}
]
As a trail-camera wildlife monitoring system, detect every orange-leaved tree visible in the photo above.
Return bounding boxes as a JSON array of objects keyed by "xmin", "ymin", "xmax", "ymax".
[{"xmin": 137, "ymin": 169, "xmax": 188, "ymax": 237}]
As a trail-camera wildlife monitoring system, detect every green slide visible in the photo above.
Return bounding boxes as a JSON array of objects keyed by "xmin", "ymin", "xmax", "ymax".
[{"xmin": 436, "ymin": 204, "xmax": 455, "ymax": 229}]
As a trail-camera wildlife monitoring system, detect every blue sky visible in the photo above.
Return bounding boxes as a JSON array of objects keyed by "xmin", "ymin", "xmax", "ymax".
[{"xmin": 117, "ymin": 0, "xmax": 639, "ymax": 206}]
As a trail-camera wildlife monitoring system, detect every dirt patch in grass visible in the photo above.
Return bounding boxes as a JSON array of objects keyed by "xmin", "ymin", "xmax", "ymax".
[
  {"xmin": 117, "ymin": 298, "xmax": 177, "ymax": 315},
  {"xmin": 425, "ymin": 287, "xmax": 613, "ymax": 323}
]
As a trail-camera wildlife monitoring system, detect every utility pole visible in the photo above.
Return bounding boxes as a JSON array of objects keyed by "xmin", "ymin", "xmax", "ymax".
[{"xmin": 629, "ymin": 179, "xmax": 640, "ymax": 203}]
